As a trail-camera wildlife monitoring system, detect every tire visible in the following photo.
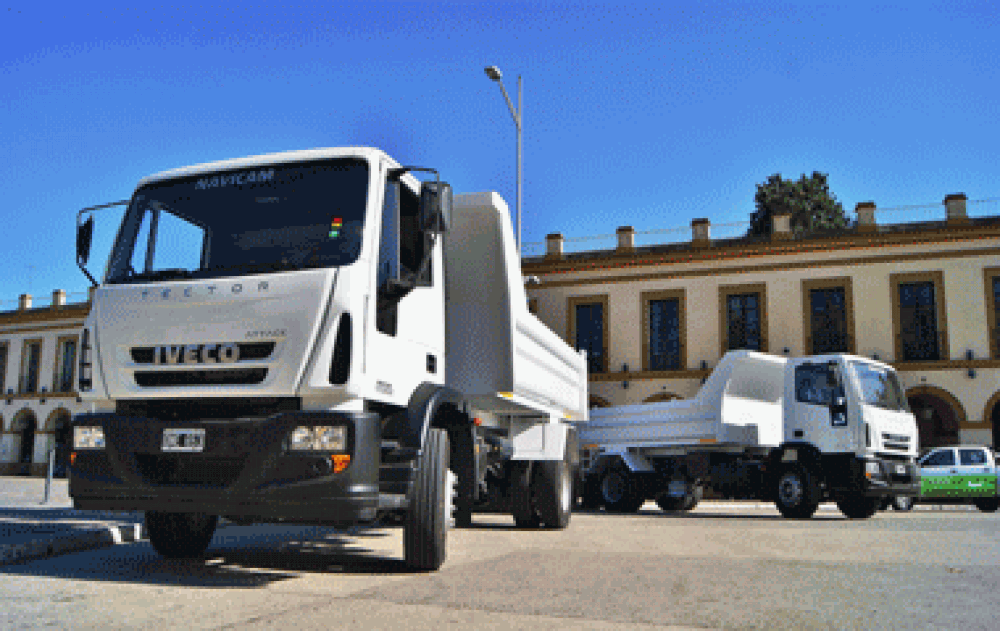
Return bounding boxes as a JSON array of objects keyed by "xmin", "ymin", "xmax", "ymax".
[
  {"xmin": 837, "ymin": 494, "xmax": 881, "ymax": 519},
  {"xmin": 892, "ymin": 496, "xmax": 915, "ymax": 512},
  {"xmin": 655, "ymin": 493, "xmax": 686, "ymax": 512},
  {"xmin": 404, "ymin": 428, "xmax": 453, "ymax": 571},
  {"xmin": 534, "ymin": 460, "xmax": 573, "ymax": 529},
  {"xmin": 511, "ymin": 461, "xmax": 542, "ymax": 528},
  {"xmin": 974, "ymin": 498, "xmax": 999, "ymax": 513},
  {"xmin": 600, "ymin": 465, "xmax": 644, "ymax": 513},
  {"xmin": 655, "ymin": 483, "xmax": 702, "ymax": 512},
  {"xmin": 146, "ymin": 511, "xmax": 218, "ymax": 560},
  {"xmin": 577, "ymin": 474, "xmax": 603, "ymax": 510},
  {"xmin": 774, "ymin": 465, "xmax": 821, "ymax": 519}
]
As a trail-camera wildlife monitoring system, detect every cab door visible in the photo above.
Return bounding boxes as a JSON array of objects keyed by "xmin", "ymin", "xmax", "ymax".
[
  {"xmin": 918, "ymin": 448, "xmax": 956, "ymax": 499},
  {"xmin": 956, "ymin": 448, "xmax": 997, "ymax": 498},
  {"xmin": 786, "ymin": 361, "xmax": 854, "ymax": 453}
]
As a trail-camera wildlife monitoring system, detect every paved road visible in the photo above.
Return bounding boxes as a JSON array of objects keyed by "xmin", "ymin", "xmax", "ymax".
[{"xmin": 2, "ymin": 502, "xmax": 999, "ymax": 630}]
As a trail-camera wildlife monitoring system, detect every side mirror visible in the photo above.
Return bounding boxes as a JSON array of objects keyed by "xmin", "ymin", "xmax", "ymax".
[
  {"xmin": 419, "ymin": 181, "xmax": 451, "ymax": 234},
  {"xmin": 77, "ymin": 216, "xmax": 94, "ymax": 265}
]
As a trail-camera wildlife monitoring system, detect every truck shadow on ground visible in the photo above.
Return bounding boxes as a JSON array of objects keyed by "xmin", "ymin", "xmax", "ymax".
[
  {"xmin": 573, "ymin": 507, "xmax": 852, "ymax": 522},
  {"xmin": 0, "ymin": 525, "xmax": 425, "ymax": 587}
]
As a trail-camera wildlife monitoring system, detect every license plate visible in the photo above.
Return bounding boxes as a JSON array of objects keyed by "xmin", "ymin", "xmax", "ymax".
[
  {"xmin": 895, "ymin": 464, "xmax": 906, "ymax": 475},
  {"xmin": 162, "ymin": 428, "xmax": 206, "ymax": 452}
]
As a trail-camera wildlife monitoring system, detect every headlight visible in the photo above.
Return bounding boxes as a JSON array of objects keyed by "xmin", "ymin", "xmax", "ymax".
[
  {"xmin": 73, "ymin": 426, "xmax": 105, "ymax": 449},
  {"xmin": 864, "ymin": 461, "xmax": 883, "ymax": 479},
  {"xmin": 289, "ymin": 426, "xmax": 347, "ymax": 451}
]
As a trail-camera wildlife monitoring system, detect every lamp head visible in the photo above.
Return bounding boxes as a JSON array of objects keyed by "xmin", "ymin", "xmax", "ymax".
[{"xmin": 485, "ymin": 66, "xmax": 503, "ymax": 82}]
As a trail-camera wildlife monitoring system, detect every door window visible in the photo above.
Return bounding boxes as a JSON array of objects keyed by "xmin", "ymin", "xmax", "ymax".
[
  {"xmin": 921, "ymin": 449, "xmax": 955, "ymax": 467},
  {"xmin": 959, "ymin": 449, "xmax": 988, "ymax": 466}
]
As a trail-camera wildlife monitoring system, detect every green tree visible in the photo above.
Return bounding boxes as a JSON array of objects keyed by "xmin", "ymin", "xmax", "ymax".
[{"xmin": 747, "ymin": 172, "xmax": 850, "ymax": 237}]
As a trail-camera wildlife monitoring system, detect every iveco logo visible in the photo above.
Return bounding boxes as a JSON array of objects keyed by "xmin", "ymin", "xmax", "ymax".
[{"xmin": 153, "ymin": 343, "xmax": 239, "ymax": 365}]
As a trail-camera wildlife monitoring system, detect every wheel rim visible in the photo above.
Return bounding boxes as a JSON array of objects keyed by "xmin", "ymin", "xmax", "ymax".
[
  {"xmin": 602, "ymin": 471, "xmax": 626, "ymax": 504},
  {"xmin": 778, "ymin": 473, "xmax": 804, "ymax": 506}
]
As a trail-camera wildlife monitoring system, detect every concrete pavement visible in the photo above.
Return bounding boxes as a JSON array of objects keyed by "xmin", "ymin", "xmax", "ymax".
[
  {"xmin": 0, "ymin": 475, "xmax": 977, "ymax": 568},
  {"xmin": 0, "ymin": 477, "xmax": 145, "ymax": 566}
]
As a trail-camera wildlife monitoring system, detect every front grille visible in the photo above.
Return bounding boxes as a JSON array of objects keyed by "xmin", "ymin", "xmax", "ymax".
[
  {"xmin": 134, "ymin": 454, "xmax": 246, "ymax": 487},
  {"xmin": 130, "ymin": 342, "xmax": 275, "ymax": 364},
  {"xmin": 134, "ymin": 368, "xmax": 267, "ymax": 387},
  {"xmin": 881, "ymin": 433, "xmax": 911, "ymax": 451},
  {"xmin": 117, "ymin": 397, "xmax": 299, "ymax": 421}
]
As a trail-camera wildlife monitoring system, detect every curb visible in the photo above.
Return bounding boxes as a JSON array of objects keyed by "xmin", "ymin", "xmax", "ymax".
[{"xmin": 0, "ymin": 521, "xmax": 147, "ymax": 568}]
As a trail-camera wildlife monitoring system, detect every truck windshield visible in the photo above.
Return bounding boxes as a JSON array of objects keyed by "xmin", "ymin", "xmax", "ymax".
[
  {"xmin": 848, "ymin": 361, "xmax": 909, "ymax": 412},
  {"xmin": 105, "ymin": 158, "xmax": 369, "ymax": 283}
]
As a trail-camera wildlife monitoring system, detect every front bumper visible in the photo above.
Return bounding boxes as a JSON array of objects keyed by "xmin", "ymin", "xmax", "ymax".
[
  {"xmin": 856, "ymin": 457, "xmax": 920, "ymax": 498},
  {"xmin": 69, "ymin": 410, "xmax": 382, "ymax": 526}
]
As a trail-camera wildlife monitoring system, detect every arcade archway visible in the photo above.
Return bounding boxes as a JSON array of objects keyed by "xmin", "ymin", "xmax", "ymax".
[
  {"xmin": 11, "ymin": 409, "xmax": 38, "ymax": 476},
  {"xmin": 906, "ymin": 386, "xmax": 964, "ymax": 451}
]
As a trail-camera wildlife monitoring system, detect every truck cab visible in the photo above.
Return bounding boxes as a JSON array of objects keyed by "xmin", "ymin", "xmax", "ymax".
[{"xmin": 778, "ymin": 355, "xmax": 920, "ymax": 517}]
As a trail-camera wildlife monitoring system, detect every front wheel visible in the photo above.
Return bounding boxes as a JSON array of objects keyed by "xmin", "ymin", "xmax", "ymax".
[
  {"xmin": 974, "ymin": 497, "xmax": 999, "ymax": 513},
  {"xmin": 774, "ymin": 465, "xmax": 821, "ymax": 519},
  {"xmin": 404, "ymin": 428, "xmax": 453, "ymax": 570},
  {"xmin": 837, "ymin": 494, "xmax": 881, "ymax": 519},
  {"xmin": 146, "ymin": 511, "xmax": 218, "ymax": 559}
]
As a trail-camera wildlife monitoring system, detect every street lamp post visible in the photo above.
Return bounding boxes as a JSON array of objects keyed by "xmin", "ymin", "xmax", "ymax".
[{"xmin": 484, "ymin": 66, "xmax": 522, "ymax": 256}]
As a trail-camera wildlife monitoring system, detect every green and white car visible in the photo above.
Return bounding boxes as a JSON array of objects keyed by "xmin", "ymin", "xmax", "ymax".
[{"xmin": 912, "ymin": 445, "xmax": 999, "ymax": 512}]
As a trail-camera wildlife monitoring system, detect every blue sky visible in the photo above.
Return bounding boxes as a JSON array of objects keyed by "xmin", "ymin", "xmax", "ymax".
[{"xmin": 2, "ymin": 1, "xmax": 997, "ymax": 306}]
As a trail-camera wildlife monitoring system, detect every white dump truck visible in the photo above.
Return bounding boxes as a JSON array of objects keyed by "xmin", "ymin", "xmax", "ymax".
[
  {"xmin": 69, "ymin": 147, "xmax": 588, "ymax": 570},
  {"xmin": 578, "ymin": 351, "xmax": 920, "ymax": 519}
]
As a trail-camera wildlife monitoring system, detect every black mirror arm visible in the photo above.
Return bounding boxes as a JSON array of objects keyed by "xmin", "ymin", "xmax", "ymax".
[
  {"xmin": 78, "ymin": 259, "xmax": 98, "ymax": 287},
  {"xmin": 75, "ymin": 200, "xmax": 129, "ymax": 288}
]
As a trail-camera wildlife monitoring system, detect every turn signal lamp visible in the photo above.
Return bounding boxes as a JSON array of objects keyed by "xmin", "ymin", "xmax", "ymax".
[{"xmin": 332, "ymin": 454, "xmax": 351, "ymax": 473}]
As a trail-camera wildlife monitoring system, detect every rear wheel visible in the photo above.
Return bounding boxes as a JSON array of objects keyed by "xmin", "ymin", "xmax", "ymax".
[
  {"xmin": 600, "ymin": 465, "xmax": 644, "ymax": 513},
  {"xmin": 404, "ymin": 428, "xmax": 453, "ymax": 570},
  {"xmin": 974, "ymin": 497, "xmax": 999, "ymax": 513},
  {"xmin": 837, "ymin": 494, "xmax": 881, "ymax": 519},
  {"xmin": 511, "ymin": 461, "xmax": 542, "ymax": 528},
  {"xmin": 146, "ymin": 511, "xmax": 218, "ymax": 559},
  {"xmin": 655, "ymin": 483, "xmax": 703, "ymax": 512},
  {"xmin": 774, "ymin": 465, "xmax": 821, "ymax": 519},
  {"xmin": 534, "ymin": 460, "xmax": 573, "ymax": 529}
]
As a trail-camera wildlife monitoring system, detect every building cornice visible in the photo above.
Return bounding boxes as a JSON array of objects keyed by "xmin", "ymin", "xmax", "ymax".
[
  {"xmin": 526, "ymin": 243, "xmax": 1000, "ymax": 289},
  {"xmin": 523, "ymin": 221, "xmax": 1000, "ymax": 282},
  {"xmin": 0, "ymin": 303, "xmax": 90, "ymax": 327}
]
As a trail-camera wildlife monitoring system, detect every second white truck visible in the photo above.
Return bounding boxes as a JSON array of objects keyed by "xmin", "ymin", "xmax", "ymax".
[{"xmin": 578, "ymin": 351, "xmax": 920, "ymax": 519}]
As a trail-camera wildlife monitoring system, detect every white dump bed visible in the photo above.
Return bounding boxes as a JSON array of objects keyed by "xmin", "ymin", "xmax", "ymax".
[
  {"xmin": 442, "ymin": 193, "xmax": 588, "ymax": 421},
  {"xmin": 581, "ymin": 351, "xmax": 786, "ymax": 449}
]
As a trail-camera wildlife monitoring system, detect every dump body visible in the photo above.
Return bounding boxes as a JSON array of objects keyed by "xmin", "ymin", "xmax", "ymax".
[
  {"xmin": 581, "ymin": 351, "xmax": 784, "ymax": 451},
  {"xmin": 443, "ymin": 193, "xmax": 588, "ymax": 421}
]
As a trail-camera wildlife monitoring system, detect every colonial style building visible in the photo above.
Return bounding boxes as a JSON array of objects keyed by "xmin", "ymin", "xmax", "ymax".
[
  {"xmin": 0, "ymin": 291, "xmax": 90, "ymax": 476},
  {"xmin": 2, "ymin": 192, "xmax": 997, "ymax": 476},
  {"xmin": 523, "ymin": 193, "xmax": 1000, "ymax": 452}
]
